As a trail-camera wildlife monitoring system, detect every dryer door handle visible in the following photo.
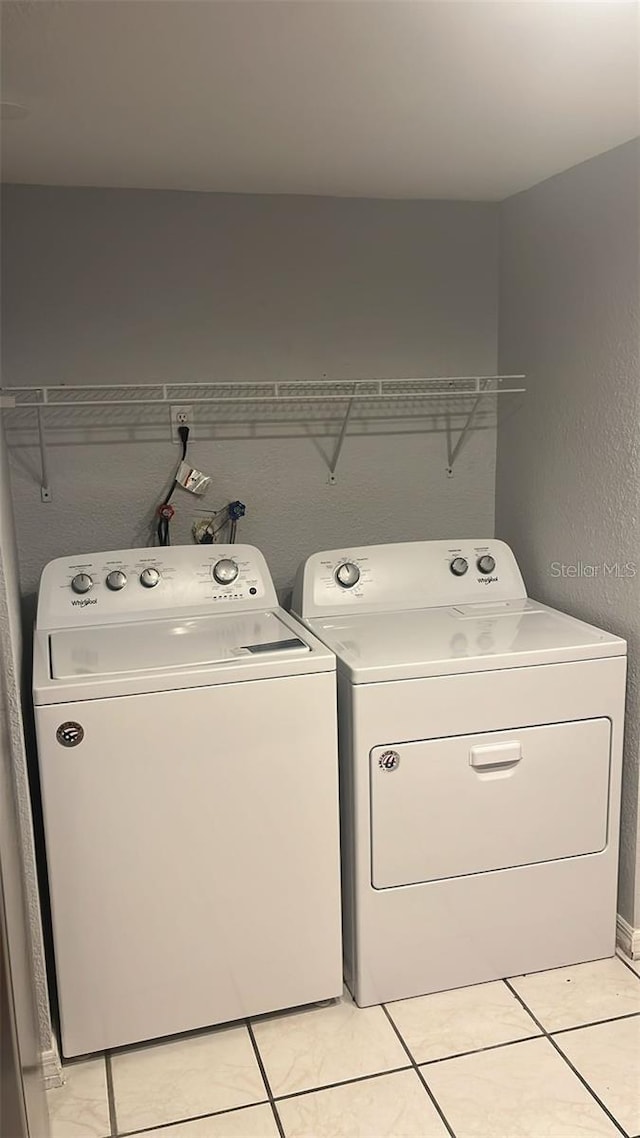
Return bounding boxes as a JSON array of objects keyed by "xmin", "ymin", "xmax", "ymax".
[{"xmin": 470, "ymin": 741, "xmax": 522, "ymax": 770}]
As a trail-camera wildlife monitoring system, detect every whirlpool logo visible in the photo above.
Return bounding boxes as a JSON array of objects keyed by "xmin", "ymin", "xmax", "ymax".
[
  {"xmin": 378, "ymin": 750, "xmax": 400, "ymax": 772},
  {"xmin": 71, "ymin": 597, "xmax": 98, "ymax": 608},
  {"xmin": 478, "ymin": 576, "xmax": 498, "ymax": 585}
]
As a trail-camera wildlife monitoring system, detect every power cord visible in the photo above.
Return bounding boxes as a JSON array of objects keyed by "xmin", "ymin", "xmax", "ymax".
[{"xmin": 157, "ymin": 425, "xmax": 189, "ymax": 546}]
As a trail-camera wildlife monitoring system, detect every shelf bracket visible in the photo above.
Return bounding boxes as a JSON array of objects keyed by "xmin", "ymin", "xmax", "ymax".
[
  {"xmin": 328, "ymin": 394, "xmax": 355, "ymax": 485},
  {"xmin": 37, "ymin": 407, "xmax": 52, "ymax": 502},
  {"xmin": 446, "ymin": 378, "xmax": 489, "ymax": 476}
]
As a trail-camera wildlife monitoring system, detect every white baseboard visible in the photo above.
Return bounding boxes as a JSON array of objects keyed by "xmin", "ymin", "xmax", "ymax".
[
  {"xmin": 42, "ymin": 1039, "xmax": 63, "ymax": 1088},
  {"xmin": 616, "ymin": 913, "xmax": 640, "ymax": 960}
]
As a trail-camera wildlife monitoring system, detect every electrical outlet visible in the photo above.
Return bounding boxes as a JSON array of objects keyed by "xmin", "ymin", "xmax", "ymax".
[{"xmin": 170, "ymin": 405, "xmax": 194, "ymax": 443}]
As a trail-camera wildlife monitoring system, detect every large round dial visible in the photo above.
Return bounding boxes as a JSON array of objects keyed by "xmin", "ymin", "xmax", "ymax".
[
  {"xmin": 450, "ymin": 557, "xmax": 468, "ymax": 577},
  {"xmin": 477, "ymin": 554, "xmax": 496, "ymax": 575},
  {"xmin": 139, "ymin": 567, "xmax": 160, "ymax": 589},
  {"xmin": 335, "ymin": 562, "xmax": 360, "ymax": 589},
  {"xmin": 106, "ymin": 570, "xmax": 127, "ymax": 591},
  {"xmin": 71, "ymin": 572, "xmax": 93, "ymax": 594},
  {"xmin": 213, "ymin": 558, "xmax": 239, "ymax": 585}
]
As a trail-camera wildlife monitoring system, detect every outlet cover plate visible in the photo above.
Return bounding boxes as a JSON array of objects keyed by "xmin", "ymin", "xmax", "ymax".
[{"xmin": 170, "ymin": 405, "xmax": 194, "ymax": 443}]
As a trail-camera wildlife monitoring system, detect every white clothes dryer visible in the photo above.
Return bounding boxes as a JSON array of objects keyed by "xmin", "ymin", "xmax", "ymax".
[
  {"xmin": 34, "ymin": 545, "xmax": 342, "ymax": 1056},
  {"xmin": 292, "ymin": 539, "xmax": 626, "ymax": 1006}
]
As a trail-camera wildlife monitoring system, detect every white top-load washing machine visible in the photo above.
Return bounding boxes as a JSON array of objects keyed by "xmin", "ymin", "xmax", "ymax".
[
  {"xmin": 292, "ymin": 539, "xmax": 626, "ymax": 1006},
  {"xmin": 34, "ymin": 545, "xmax": 342, "ymax": 1057}
]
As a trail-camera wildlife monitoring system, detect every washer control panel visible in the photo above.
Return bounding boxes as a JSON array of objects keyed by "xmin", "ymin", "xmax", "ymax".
[
  {"xmin": 293, "ymin": 539, "xmax": 527, "ymax": 618},
  {"xmin": 37, "ymin": 545, "xmax": 278, "ymax": 629}
]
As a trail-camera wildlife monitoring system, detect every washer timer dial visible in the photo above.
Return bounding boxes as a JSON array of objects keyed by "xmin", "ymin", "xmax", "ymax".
[
  {"xmin": 71, "ymin": 573, "xmax": 93, "ymax": 594},
  {"xmin": 450, "ymin": 557, "xmax": 468, "ymax": 577},
  {"xmin": 335, "ymin": 562, "xmax": 360, "ymax": 589},
  {"xmin": 477, "ymin": 555, "xmax": 496, "ymax": 575},
  {"xmin": 213, "ymin": 558, "xmax": 239, "ymax": 585},
  {"xmin": 105, "ymin": 570, "xmax": 127, "ymax": 591}
]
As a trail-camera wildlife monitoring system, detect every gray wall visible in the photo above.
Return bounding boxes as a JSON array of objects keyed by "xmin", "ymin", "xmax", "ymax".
[
  {"xmin": 1, "ymin": 187, "xmax": 499, "ymax": 597},
  {"xmin": 496, "ymin": 140, "xmax": 640, "ymax": 929}
]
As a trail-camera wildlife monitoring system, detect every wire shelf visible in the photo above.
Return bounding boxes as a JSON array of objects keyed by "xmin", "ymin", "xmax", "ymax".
[
  {"xmin": 3, "ymin": 374, "xmax": 524, "ymax": 407},
  {"xmin": 0, "ymin": 374, "xmax": 525, "ymax": 497}
]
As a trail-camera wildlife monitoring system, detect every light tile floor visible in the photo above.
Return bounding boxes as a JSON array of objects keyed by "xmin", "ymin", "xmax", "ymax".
[{"xmin": 47, "ymin": 952, "xmax": 640, "ymax": 1138}]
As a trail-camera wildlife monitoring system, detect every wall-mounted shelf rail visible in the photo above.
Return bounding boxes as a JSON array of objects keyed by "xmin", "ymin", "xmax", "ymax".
[{"xmin": 1, "ymin": 375, "xmax": 525, "ymax": 499}]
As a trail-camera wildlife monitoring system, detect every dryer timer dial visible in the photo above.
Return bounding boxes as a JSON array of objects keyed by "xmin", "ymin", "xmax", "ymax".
[
  {"xmin": 336, "ymin": 562, "xmax": 360, "ymax": 589},
  {"xmin": 477, "ymin": 555, "xmax": 496, "ymax": 575},
  {"xmin": 140, "ymin": 567, "xmax": 160, "ymax": 589}
]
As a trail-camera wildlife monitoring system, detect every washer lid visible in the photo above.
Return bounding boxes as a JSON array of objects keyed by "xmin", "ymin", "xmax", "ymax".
[
  {"xmin": 49, "ymin": 610, "xmax": 312, "ymax": 680},
  {"xmin": 308, "ymin": 599, "xmax": 626, "ymax": 682}
]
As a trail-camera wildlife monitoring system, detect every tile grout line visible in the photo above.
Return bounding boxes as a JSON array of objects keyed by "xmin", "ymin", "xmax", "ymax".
[
  {"xmin": 104, "ymin": 1052, "xmax": 118, "ymax": 1137},
  {"xmin": 418, "ymin": 1031, "xmax": 542, "ymax": 1067},
  {"xmin": 115, "ymin": 1099, "xmax": 271, "ymax": 1138},
  {"xmin": 246, "ymin": 1021, "xmax": 286, "ymax": 1138},
  {"xmin": 381, "ymin": 1003, "xmax": 457, "ymax": 1138},
  {"xmin": 273, "ymin": 1064, "xmax": 413, "ymax": 1103},
  {"xmin": 551, "ymin": 1009, "xmax": 640, "ymax": 1037},
  {"xmin": 502, "ymin": 979, "xmax": 631, "ymax": 1138}
]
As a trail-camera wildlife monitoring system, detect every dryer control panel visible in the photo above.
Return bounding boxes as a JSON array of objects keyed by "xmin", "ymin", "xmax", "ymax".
[
  {"xmin": 292, "ymin": 539, "xmax": 527, "ymax": 618},
  {"xmin": 36, "ymin": 545, "xmax": 278, "ymax": 629}
]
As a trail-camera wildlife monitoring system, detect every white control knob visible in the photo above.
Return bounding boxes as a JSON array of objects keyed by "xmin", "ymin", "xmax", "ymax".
[
  {"xmin": 336, "ymin": 562, "xmax": 360, "ymax": 589},
  {"xmin": 106, "ymin": 570, "xmax": 127, "ymax": 591},
  {"xmin": 477, "ymin": 555, "xmax": 496, "ymax": 575},
  {"xmin": 139, "ymin": 567, "xmax": 160, "ymax": 589},
  {"xmin": 71, "ymin": 572, "xmax": 93, "ymax": 594},
  {"xmin": 450, "ymin": 557, "xmax": 468, "ymax": 577},
  {"xmin": 213, "ymin": 558, "xmax": 239, "ymax": 585}
]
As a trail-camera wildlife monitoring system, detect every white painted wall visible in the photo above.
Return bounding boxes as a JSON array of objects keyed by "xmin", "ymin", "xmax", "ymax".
[
  {"xmin": 1, "ymin": 187, "xmax": 499, "ymax": 598},
  {"xmin": 496, "ymin": 140, "xmax": 640, "ymax": 933}
]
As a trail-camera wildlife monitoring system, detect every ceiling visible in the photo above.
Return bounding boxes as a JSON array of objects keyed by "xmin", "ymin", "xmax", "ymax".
[{"xmin": 1, "ymin": 0, "xmax": 639, "ymax": 200}]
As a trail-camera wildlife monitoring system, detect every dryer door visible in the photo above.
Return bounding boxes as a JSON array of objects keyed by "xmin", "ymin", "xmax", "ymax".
[{"xmin": 370, "ymin": 718, "xmax": 611, "ymax": 888}]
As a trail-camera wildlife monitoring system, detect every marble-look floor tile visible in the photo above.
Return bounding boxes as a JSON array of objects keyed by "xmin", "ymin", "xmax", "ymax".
[
  {"xmin": 422, "ymin": 1036, "xmax": 621, "ymax": 1137},
  {"xmin": 46, "ymin": 1058, "xmax": 110, "ymax": 1138},
  {"xmin": 509, "ymin": 956, "xmax": 640, "ymax": 1030},
  {"xmin": 137, "ymin": 1102, "xmax": 280, "ymax": 1137},
  {"xmin": 277, "ymin": 1069, "xmax": 450, "ymax": 1138},
  {"xmin": 251, "ymin": 989, "xmax": 408, "ymax": 1097},
  {"xmin": 617, "ymin": 949, "xmax": 640, "ymax": 978},
  {"xmin": 387, "ymin": 979, "xmax": 540, "ymax": 1062},
  {"xmin": 111, "ymin": 1026, "xmax": 267, "ymax": 1133},
  {"xmin": 553, "ymin": 1015, "xmax": 640, "ymax": 1136}
]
